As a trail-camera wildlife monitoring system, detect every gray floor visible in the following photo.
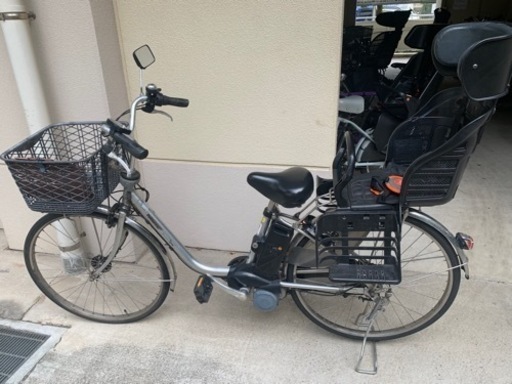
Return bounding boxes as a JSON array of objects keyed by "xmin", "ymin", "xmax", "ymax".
[{"xmin": 1, "ymin": 106, "xmax": 512, "ymax": 383}]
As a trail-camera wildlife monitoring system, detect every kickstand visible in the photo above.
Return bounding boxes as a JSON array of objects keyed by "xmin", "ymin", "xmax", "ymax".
[
  {"xmin": 354, "ymin": 296, "xmax": 388, "ymax": 375},
  {"xmin": 355, "ymin": 322, "xmax": 378, "ymax": 375}
]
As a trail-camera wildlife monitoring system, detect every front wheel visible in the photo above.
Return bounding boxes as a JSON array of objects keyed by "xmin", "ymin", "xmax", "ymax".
[
  {"xmin": 287, "ymin": 215, "xmax": 461, "ymax": 341},
  {"xmin": 24, "ymin": 212, "xmax": 171, "ymax": 323}
]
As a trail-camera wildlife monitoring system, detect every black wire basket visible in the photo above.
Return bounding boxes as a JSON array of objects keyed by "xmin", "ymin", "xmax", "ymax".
[
  {"xmin": 316, "ymin": 208, "xmax": 402, "ymax": 284},
  {"xmin": 0, "ymin": 122, "xmax": 121, "ymax": 214}
]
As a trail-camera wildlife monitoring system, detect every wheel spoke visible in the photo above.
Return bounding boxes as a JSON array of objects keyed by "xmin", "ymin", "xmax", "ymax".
[
  {"xmin": 289, "ymin": 216, "xmax": 460, "ymax": 341},
  {"xmin": 25, "ymin": 213, "xmax": 171, "ymax": 323}
]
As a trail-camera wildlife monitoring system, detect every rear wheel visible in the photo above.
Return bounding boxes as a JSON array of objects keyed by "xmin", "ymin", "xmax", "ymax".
[
  {"xmin": 24, "ymin": 212, "xmax": 171, "ymax": 323},
  {"xmin": 287, "ymin": 215, "xmax": 461, "ymax": 341}
]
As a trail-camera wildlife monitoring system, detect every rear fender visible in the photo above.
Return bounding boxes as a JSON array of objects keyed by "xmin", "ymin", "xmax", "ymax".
[{"xmin": 408, "ymin": 209, "xmax": 470, "ymax": 279}]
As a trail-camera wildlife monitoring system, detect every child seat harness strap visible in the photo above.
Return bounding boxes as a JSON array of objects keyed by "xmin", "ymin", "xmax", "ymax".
[{"xmin": 370, "ymin": 174, "xmax": 403, "ymax": 203}]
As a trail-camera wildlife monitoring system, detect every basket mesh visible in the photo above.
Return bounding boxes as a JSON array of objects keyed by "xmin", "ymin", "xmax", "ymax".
[
  {"xmin": 404, "ymin": 147, "xmax": 467, "ymax": 204},
  {"xmin": 316, "ymin": 208, "xmax": 402, "ymax": 284},
  {"xmin": 1, "ymin": 122, "xmax": 120, "ymax": 214}
]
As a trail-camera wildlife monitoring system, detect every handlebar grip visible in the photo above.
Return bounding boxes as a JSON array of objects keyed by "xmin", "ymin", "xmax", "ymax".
[
  {"xmin": 156, "ymin": 94, "xmax": 189, "ymax": 108},
  {"xmin": 112, "ymin": 132, "xmax": 149, "ymax": 160}
]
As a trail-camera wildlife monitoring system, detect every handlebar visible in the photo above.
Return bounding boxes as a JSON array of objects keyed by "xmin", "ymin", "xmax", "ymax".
[
  {"xmin": 102, "ymin": 83, "xmax": 189, "ymax": 171},
  {"xmin": 143, "ymin": 84, "xmax": 189, "ymax": 111},
  {"xmin": 102, "ymin": 119, "xmax": 149, "ymax": 160},
  {"xmin": 112, "ymin": 131, "xmax": 149, "ymax": 160},
  {"xmin": 155, "ymin": 93, "xmax": 189, "ymax": 108}
]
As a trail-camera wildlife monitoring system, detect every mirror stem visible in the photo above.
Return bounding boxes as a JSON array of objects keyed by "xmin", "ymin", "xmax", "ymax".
[{"xmin": 139, "ymin": 69, "xmax": 144, "ymax": 95}]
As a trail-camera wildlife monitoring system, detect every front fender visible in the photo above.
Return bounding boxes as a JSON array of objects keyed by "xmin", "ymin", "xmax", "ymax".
[{"xmin": 95, "ymin": 206, "xmax": 178, "ymax": 290}]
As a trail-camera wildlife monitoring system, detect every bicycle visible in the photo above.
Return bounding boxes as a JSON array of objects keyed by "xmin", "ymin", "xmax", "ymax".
[{"xmin": 2, "ymin": 22, "xmax": 511, "ymax": 347}]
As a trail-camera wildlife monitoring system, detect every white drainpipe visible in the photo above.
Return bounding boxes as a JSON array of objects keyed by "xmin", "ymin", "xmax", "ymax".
[
  {"xmin": 0, "ymin": 0, "xmax": 49, "ymax": 133},
  {"xmin": 1, "ymin": 0, "xmax": 85, "ymax": 273}
]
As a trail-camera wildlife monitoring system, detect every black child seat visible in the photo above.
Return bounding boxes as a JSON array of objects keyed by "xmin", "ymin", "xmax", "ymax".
[
  {"xmin": 321, "ymin": 22, "xmax": 512, "ymax": 285},
  {"xmin": 366, "ymin": 10, "xmax": 412, "ymax": 71},
  {"xmin": 388, "ymin": 6, "xmax": 451, "ymax": 93},
  {"xmin": 345, "ymin": 21, "xmax": 512, "ymax": 209},
  {"xmin": 386, "ymin": 23, "xmax": 447, "ymax": 101},
  {"xmin": 345, "ymin": 10, "xmax": 411, "ymax": 92},
  {"xmin": 358, "ymin": 23, "xmax": 450, "ymax": 163},
  {"xmin": 344, "ymin": 23, "xmax": 450, "ymax": 163}
]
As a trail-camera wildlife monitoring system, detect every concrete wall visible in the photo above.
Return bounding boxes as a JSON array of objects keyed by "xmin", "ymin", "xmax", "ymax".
[
  {"xmin": 0, "ymin": 1, "xmax": 343, "ymax": 251},
  {"xmin": 114, "ymin": 1, "xmax": 342, "ymax": 250},
  {"xmin": 0, "ymin": 24, "xmax": 34, "ymax": 245},
  {"xmin": 115, "ymin": 1, "xmax": 341, "ymax": 167},
  {"xmin": 0, "ymin": 0, "xmax": 128, "ymax": 249}
]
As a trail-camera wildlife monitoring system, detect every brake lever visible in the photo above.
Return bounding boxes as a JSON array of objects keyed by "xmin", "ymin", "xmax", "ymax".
[
  {"xmin": 115, "ymin": 108, "xmax": 131, "ymax": 121},
  {"xmin": 114, "ymin": 106, "xmax": 147, "ymax": 125},
  {"xmin": 151, "ymin": 109, "xmax": 174, "ymax": 122}
]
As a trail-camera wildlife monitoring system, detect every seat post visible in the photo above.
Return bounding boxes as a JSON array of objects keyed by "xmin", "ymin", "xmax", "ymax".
[{"xmin": 246, "ymin": 200, "xmax": 278, "ymax": 263}]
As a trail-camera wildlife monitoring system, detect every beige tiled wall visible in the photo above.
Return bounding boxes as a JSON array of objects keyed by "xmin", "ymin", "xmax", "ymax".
[{"xmin": 0, "ymin": 1, "xmax": 343, "ymax": 251}]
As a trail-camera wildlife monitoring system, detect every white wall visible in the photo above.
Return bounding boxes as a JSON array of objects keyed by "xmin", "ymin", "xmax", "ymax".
[
  {"xmin": 115, "ymin": 1, "xmax": 341, "ymax": 167},
  {"xmin": 0, "ymin": 0, "xmax": 127, "ymax": 249},
  {"xmin": 0, "ymin": 1, "xmax": 343, "ymax": 251},
  {"xmin": 113, "ymin": 1, "xmax": 343, "ymax": 250}
]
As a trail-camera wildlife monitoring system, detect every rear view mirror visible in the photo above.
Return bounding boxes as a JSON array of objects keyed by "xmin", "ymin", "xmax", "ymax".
[{"xmin": 133, "ymin": 45, "xmax": 155, "ymax": 69}]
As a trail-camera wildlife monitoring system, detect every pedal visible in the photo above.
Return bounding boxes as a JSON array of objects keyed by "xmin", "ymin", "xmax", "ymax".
[
  {"xmin": 329, "ymin": 264, "xmax": 400, "ymax": 284},
  {"xmin": 194, "ymin": 275, "xmax": 213, "ymax": 304}
]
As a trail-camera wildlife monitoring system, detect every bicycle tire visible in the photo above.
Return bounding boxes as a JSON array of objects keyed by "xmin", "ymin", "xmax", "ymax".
[
  {"xmin": 287, "ymin": 215, "xmax": 461, "ymax": 341},
  {"xmin": 24, "ymin": 212, "xmax": 171, "ymax": 323}
]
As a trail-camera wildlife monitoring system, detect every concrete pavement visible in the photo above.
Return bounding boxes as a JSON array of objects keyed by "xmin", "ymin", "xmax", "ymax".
[{"xmin": 1, "ymin": 233, "xmax": 512, "ymax": 383}]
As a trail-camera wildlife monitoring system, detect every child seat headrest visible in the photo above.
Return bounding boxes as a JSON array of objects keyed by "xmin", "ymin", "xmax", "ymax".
[
  {"xmin": 432, "ymin": 22, "xmax": 512, "ymax": 100},
  {"xmin": 375, "ymin": 10, "xmax": 411, "ymax": 29},
  {"xmin": 405, "ymin": 24, "xmax": 445, "ymax": 50}
]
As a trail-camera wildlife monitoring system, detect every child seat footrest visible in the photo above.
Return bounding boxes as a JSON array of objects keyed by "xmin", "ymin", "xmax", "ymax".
[{"xmin": 329, "ymin": 263, "xmax": 400, "ymax": 284}]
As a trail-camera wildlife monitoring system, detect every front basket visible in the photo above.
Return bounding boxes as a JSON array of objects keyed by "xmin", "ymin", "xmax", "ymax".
[{"xmin": 0, "ymin": 122, "xmax": 121, "ymax": 214}]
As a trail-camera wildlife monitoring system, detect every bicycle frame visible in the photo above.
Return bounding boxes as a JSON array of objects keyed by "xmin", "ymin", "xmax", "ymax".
[
  {"xmin": 96, "ymin": 161, "xmax": 470, "ymax": 307},
  {"xmin": 93, "ymin": 162, "xmax": 363, "ymax": 301},
  {"xmin": 94, "ymin": 46, "xmax": 472, "ymax": 305}
]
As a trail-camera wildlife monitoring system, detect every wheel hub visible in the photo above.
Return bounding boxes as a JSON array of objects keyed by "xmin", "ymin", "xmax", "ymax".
[{"xmin": 90, "ymin": 255, "xmax": 112, "ymax": 273}]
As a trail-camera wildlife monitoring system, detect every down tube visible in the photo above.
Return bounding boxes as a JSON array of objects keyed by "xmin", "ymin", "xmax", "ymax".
[{"xmin": 131, "ymin": 192, "xmax": 231, "ymax": 276}]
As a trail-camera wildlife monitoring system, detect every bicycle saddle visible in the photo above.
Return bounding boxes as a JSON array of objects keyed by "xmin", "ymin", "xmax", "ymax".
[{"xmin": 247, "ymin": 167, "xmax": 314, "ymax": 208}]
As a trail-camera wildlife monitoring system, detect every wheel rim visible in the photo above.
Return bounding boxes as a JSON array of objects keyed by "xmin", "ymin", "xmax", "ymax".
[
  {"xmin": 290, "ymin": 218, "xmax": 460, "ymax": 340},
  {"xmin": 25, "ymin": 214, "xmax": 169, "ymax": 322}
]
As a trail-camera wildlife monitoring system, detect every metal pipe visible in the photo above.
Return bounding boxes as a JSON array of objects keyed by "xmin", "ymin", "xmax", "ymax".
[
  {"xmin": 0, "ymin": 0, "xmax": 49, "ymax": 133},
  {"xmin": 0, "ymin": 0, "xmax": 83, "ymax": 269}
]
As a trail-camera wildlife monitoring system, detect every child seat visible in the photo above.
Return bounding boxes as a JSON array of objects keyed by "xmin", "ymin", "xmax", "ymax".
[
  {"xmin": 324, "ymin": 22, "xmax": 512, "ymax": 284},
  {"xmin": 340, "ymin": 23, "xmax": 448, "ymax": 160},
  {"xmin": 345, "ymin": 10, "xmax": 411, "ymax": 91},
  {"xmin": 387, "ymin": 23, "xmax": 447, "ymax": 99},
  {"xmin": 367, "ymin": 10, "xmax": 411, "ymax": 71},
  {"xmin": 356, "ymin": 22, "xmax": 512, "ymax": 165},
  {"xmin": 345, "ymin": 22, "xmax": 512, "ymax": 208}
]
